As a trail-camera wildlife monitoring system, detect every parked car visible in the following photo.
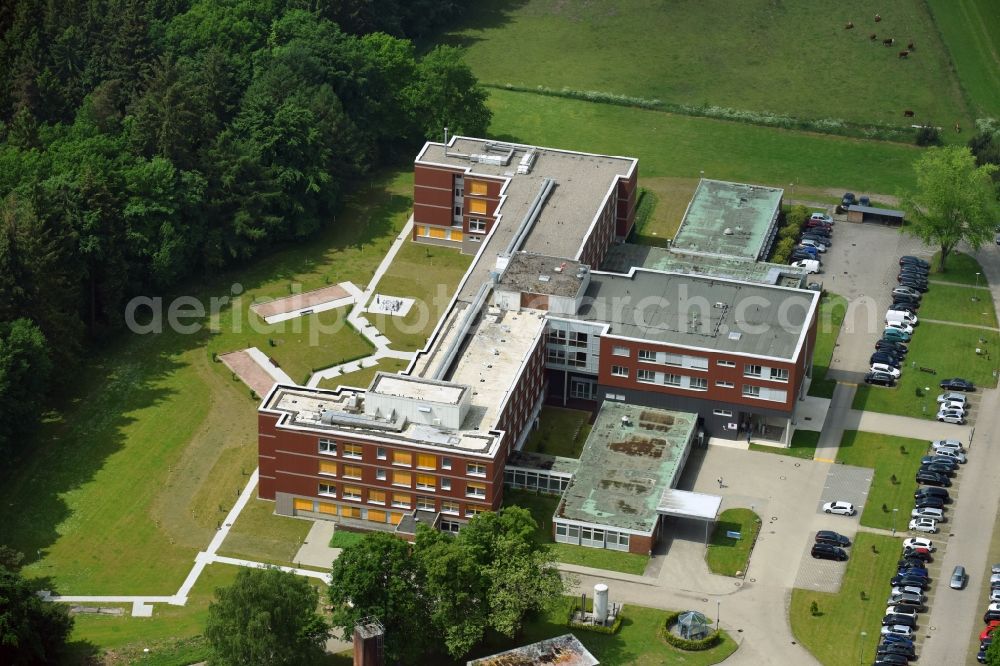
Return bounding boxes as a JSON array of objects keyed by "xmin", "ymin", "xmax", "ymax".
[
  {"xmin": 914, "ymin": 496, "xmax": 945, "ymax": 509},
  {"xmin": 919, "ymin": 455, "xmax": 959, "ymax": 469},
  {"xmin": 811, "ymin": 543, "xmax": 848, "ymax": 561},
  {"xmin": 842, "ymin": 192, "xmax": 856, "ymax": 207},
  {"xmin": 798, "ymin": 239, "xmax": 827, "ymax": 253},
  {"xmin": 815, "ymin": 530, "xmax": 851, "ymax": 547},
  {"xmin": 790, "ymin": 259, "xmax": 821, "ymax": 274},
  {"xmin": 794, "ymin": 244, "xmax": 819, "ymax": 257},
  {"xmin": 885, "ymin": 321, "xmax": 914, "ymax": 335},
  {"xmin": 805, "ymin": 218, "xmax": 833, "ymax": 229},
  {"xmin": 877, "ymin": 642, "xmax": 916, "ymax": 660},
  {"xmin": 909, "ymin": 517, "xmax": 938, "ymax": 533},
  {"xmin": 892, "ymin": 285, "xmax": 922, "ymax": 299},
  {"xmin": 890, "ymin": 574, "xmax": 929, "ymax": 588},
  {"xmin": 883, "ymin": 328, "xmax": 911, "ymax": 342},
  {"xmin": 902, "ymin": 537, "xmax": 934, "ymax": 551},
  {"xmin": 991, "ymin": 589, "xmax": 1000, "ymax": 603},
  {"xmin": 881, "ymin": 624, "xmax": 914, "ymax": 638},
  {"xmin": 871, "ymin": 353, "xmax": 901, "ymax": 368},
  {"xmin": 865, "ymin": 371, "xmax": 897, "ymax": 387},
  {"xmin": 937, "ymin": 409, "xmax": 966, "ymax": 425},
  {"xmin": 991, "ymin": 573, "xmax": 1000, "ymax": 586},
  {"xmin": 801, "ymin": 230, "xmax": 831, "ymax": 241},
  {"xmin": 890, "ymin": 302, "xmax": 919, "ymax": 315},
  {"xmin": 897, "ymin": 278, "xmax": 929, "ymax": 292},
  {"xmin": 939, "ymin": 400, "xmax": 968, "ymax": 413},
  {"xmin": 791, "ymin": 249, "xmax": 819, "ymax": 262},
  {"xmin": 981, "ymin": 620, "xmax": 1000, "ymax": 641},
  {"xmin": 887, "ymin": 589, "xmax": 925, "ymax": 605},
  {"xmin": 930, "ymin": 435, "xmax": 965, "ymax": 447},
  {"xmin": 992, "ymin": 564, "xmax": 1000, "ymax": 574},
  {"xmin": 911, "ymin": 507, "xmax": 944, "ymax": 521},
  {"xmin": 914, "ymin": 487, "xmax": 949, "ymax": 502},
  {"xmin": 876, "ymin": 339, "xmax": 908, "ymax": 354},
  {"xmin": 871, "ymin": 363, "xmax": 901, "ymax": 378},
  {"xmin": 935, "ymin": 448, "xmax": 967, "ymax": 463},
  {"xmin": 882, "ymin": 613, "xmax": 917, "ymax": 628},
  {"xmin": 897, "ymin": 566, "xmax": 929, "ymax": 580},
  {"xmin": 822, "ymin": 501, "xmax": 856, "ymax": 516},
  {"xmin": 899, "ymin": 263, "xmax": 929, "ymax": 275},
  {"xmin": 859, "ymin": 195, "xmax": 871, "ymax": 206},
  {"xmin": 985, "ymin": 609, "xmax": 1000, "ymax": 623},
  {"xmin": 874, "ymin": 654, "xmax": 910, "ymax": 666},
  {"xmin": 915, "ymin": 471, "xmax": 951, "ymax": 487},
  {"xmin": 898, "ymin": 557, "xmax": 927, "ymax": 569},
  {"xmin": 901, "ymin": 547, "xmax": 932, "ymax": 562},
  {"xmin": 886, "ymin": 310, "xmax": 918, "ymax": 326},
  {"xmin": 918, "ymin": 464, "xmax": 956, "ymax": 478},
  {"xmin": 900, "ymin": 256, "xmax": 930, "ymax": 269},
  {"xmin": 940, "ymin": 378, "xmax": 975, "ymax": 392}
]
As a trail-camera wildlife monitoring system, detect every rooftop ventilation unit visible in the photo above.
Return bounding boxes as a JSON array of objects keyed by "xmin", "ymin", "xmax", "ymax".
[
  {"xmin": 517, "ymin": 150, "xmax": 537, "ymax": 174},
  {"xmin": 714, "ymin": 302, "xmax": 726, "ymax": 309},
  {"xmin": 538, "ymin": 274, "xmax": 551, "ymax": 282},
  {"xmin": 728, "ymin": 331, "xmax": 742, "ymax": 340},
  {"xmin": 723, "ymin": 228, "xmax": 734, "ymax": 235}
]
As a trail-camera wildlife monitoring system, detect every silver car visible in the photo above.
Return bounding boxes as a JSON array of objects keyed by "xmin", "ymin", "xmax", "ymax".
[{"xmin": 950, "ymin": 565, "xmax": 966, "ymax": 589}]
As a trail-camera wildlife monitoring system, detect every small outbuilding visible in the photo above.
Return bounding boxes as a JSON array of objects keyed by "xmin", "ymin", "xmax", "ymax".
[{"xmin": 846, "ymin": 205, "xmax": 904, "ymax": 225}]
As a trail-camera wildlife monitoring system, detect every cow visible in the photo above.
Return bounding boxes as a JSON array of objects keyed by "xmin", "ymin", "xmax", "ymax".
[
  {"xmin": 870, "ymin": 33, "xmax": 878, "ymax": 40},
  {"xmin": 903, "ymin": 110, "xmax": 914, "ymax": 118},
  {"xmin": 875, "ymin": 13, "xmax": 882, "ymax": 23},
  {"xmin": 845, "ymin": 21, "xmax": 854, "ymax": 29},
  {"xmin": 883, "ymin": 37, "xmax": 894, "ymax": 46},
  {"xmin": 899, "ymin": 50, "xmax": 909, "ymax": 58},
  {"xmin": 908, "ymin": 41, "xmax": 915, "ymax": 50},
  {"xmin": 955, "ymin": 121, "xmax": 962, "ymax": 133}
]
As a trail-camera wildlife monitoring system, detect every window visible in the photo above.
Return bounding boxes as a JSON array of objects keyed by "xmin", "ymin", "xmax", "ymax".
[
  {"xmin": 392, "ymin": 493, "xmax": 411, "ymax": 509},
  {"xmin": 469, "ymin": 235, "xmax": 482, "ymax": 243},
  {"xmin": 637, "ymin": 369, "xmax": 655, "ymax": 383},
  {"xmin": 392, "ymin": 471, "xmax": 411, "ymax": 487},
  {"xmin": 468, "ymin": 198, "xmax": 487, "ymax": 214},
  {"xmin": 343, "ymin": 443, "xmax": 362, "ymax": 459},
  {"xmin": 343, "ymin": 465, "xmax": 362, "ymax": 480},
  {"xmin": 717, "ymin": 360, "xmax": 736, "ymax": 368},
  {"xmin": 341, "ymin": 506, "xmax": 360, "ymax": 519},
  {"xmin": 376, "ymin": 447, "xmax": 386, "ymax": 460},
  {"xmin": 743, "ymin": 385, "xmax": 761, "ymax": 398},
  {"xmin": 467, "ymin": 463, "xmax": 486, "ymax": 477},
  {"xmin": 638, "ymin": 349, "xmax": 656, "ymax": 362},
  {"xmin": 465, "ymin": 506, "xmax": 487, "ymax": 517},
  {"xmin": 367, "ymin": 509, "xmax": 386, "ymax": 523},
  {"xmin": 392, "ymin": 451, "xmax": 412, "ymax": 466},
  {"xmin": 744, "ymin": 364, "xmax": 762, "ymax": 378},
  {"xmin": 664, "ymin": 353, "xmax": 683, "ymax": 366},
  {"xmin": 663, "ymin": 373, "xmax": 681, "ymax": 387},
  {"xmin": 612, "ymin": 346, "xmax": 630, "ymax": 357},
  {"xmin": 689, "ymin": 377, "xmax": 708, "ymax": 391},
  {"xmin": 441, "ymin": 478, "xmax": 452, "ymax": 491},
  {"xmin": 343, "ymin": 486, "xmax": 362, "ymax": 501},
  {"xmin": 547, "ymin": 329, "xmax": 568, "ymax": 344},
  {"xmin": 569, "ymin": 379, "xmax": 594, "ymax": 400},
  {"xmin": 713, "ymin": 409, "xmax": 733, "ymax": 417},
  {"xmin": 417, "ymin": 497, "xmax": 435, "ymax": 511},
  {"xmin": 466, "ymin": 482, "xmax": 486, "ymax": 498},
  {"xmin": 686, "ymin": 356, "xmax": 708, "ymax": 370},
  {"xmin": 376, "ymin": 469, "xmax": 387, "ymax": 481},
  {"xmin": 368, "ymin": 490, "xmax": 386, "ymax": 505},
  {"xmin": 716, "ymin": 380, "xmax": 735, "ymax": 388},
  {"xmin": 469, "ymin": 218, "xmax": 487, "ymax": 233},
  {"xmin": 770, "ymin": 367, "xmax": 789, "ymax": 382},
  {"xmin": 567, "ymin": 331, "xmax": 588, "ymax": 347},
  {"xmin": 319, "ymin": 483, "xmax": 336, "ymax": 497},
  {"xmin": 469, "ymin": 180, "xmax": 488, "ymax": 196},
  {"xmin": 441, "ymin": 500, "xmax": 460, "ymax": 515},
  {"xmin": 318, "ymin": 460, "xmax": 337, "ymax": 476},
  {"xmin": 417, "ymin": 453, "xmax": 436, "ymax": 470},
  {"xmin": 611, "ymin": 365, "xmax": 628, "ymax": 378},
  {"xmin": 319, "ymin": 439, "xmax": 337, "ymax": 455},
  {"xmin": 442, "ymin": 457, "xmax": 452, "ymax": 470},
  {"xmin": 417, "ymin": 474, "xmax": 436, "ymax": 490},
  {"xmin": 441, "ymin": 520, "xmax": 461, "ymax": 533}
]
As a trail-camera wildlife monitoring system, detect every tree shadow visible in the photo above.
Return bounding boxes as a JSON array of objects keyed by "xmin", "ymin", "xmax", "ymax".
[{"xmin": 417, "ymin": 0, "xmax": 531, "ymax": 52}]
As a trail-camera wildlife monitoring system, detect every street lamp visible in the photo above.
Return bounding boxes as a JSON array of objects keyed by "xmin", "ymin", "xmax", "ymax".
[
  {"xmin": 859, "ymin": 631, "xmax": 867, "ymax": 665},
  {"xmin": 973, "ymin": 272, "xmax": 981, "ymax": 301},
  {"xmin": 892, "ymin": 508, "xmax": 899, "ymax": 535},
  {"xmin": 716, "ymin": 600, "xmax": 721, "ymax": 627}
]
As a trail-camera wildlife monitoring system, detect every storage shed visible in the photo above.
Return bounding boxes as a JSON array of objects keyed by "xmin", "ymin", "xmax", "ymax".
[{"xmin": 846, "ymin": 205, "xmax": 904, "ymax": 225}]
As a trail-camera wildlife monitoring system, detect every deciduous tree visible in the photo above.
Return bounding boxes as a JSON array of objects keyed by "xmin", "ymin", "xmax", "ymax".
[{"xmin": 0, "ymin": 557, "xmax": 74, "ymax": 665}]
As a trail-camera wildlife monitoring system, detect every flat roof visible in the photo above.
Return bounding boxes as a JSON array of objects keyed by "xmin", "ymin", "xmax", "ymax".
[
  {"xmin": 562, "ymin": 268, "xmax": 817, "ymax": 361},
  {"xmin": 657, "ymin": 488, "xmax": 723, "ymax": 521},
  {"xmin": 556, "ymin": 402, "xmax": 696, "ymax": 534},
  {"xmin": 848, "ymin": 205, "xmax": 904, "ymax": 217},
  {"xmin": 497, "ymin": 252, "xmax": 588, "ymax": 298},
  {"xmin": 602, "ymin": 243, "xmax": 807, "ymax": 287},
  {"xmin": 369, "ymin": 374, "xmax": 465, "ymax": 405},
  {"xmin": 260, "ymin": 385, "xmax": 501, "ymax": 456},
  {"xmin": 467, "ymin": 634, "xmax": 599, "ymax": 666},
  {"xmin": 417, "ymin": 137, "xmax": 635, "ymax": 303},
  {"xmin": 506, "ymin": 450, "xmax": 581, "ymax": 477},
  {"xmin": 671, "ymin": 179, "xmax": 783, "ymax": 260}
]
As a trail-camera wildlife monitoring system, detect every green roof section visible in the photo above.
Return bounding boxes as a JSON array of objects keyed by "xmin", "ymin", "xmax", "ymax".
[
  {"xmin": 506, "ymin": 450, "xmax": 581, "ymax": 476},
  {"xmin": 556, "ymin": 402, "xmax": 696, "ymax": 534},
  {"xmin": 671, "ymin": 179, "xmax": 783, "ymax": 260}
]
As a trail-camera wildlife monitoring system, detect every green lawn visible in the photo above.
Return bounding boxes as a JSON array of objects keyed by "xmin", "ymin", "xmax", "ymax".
[
  {"xmin": 521, "ymin": 407, "xmax": 593, "ymax": 458},
  {"xmin": 503, "ymin": 489, "xmax": 649, "ymax": 575},
  {"xmin": 448, "ymin": 0, "xmax": 970, "ymax": 128},
  {"xmin": 329, "ymin": 529, "xmax": 367, "ymax": 549},
  {"xmin": 928, "ymin": 250, "xmax": 990, "ymax": 286},
  {"xmin": 705, "ymin": 509, "xmax": 761, "ymax": 577},
  {"xmin": 215, "ymin": 497, "xmax": 312, "ymax": 566},
  {"xmin": 791, "ymin": 532, "xmax": 902, "ymax": 666},
  {"xmin": 916, "ymin": 282, "xmax": 998, "ymax": 328},
  {"xmin": 926, "ymin": 0, "xmax": 1000, "ymax": 118},
  {"xmin": 367, "ymin": 240, "xmax": 473, "ymax": 351},
  {"xmin": 487, "ymin": 88, "xmax": 922, "ymax": 195},
  {"xmin": 852, "ymin": 321, "xmax": 1000, "ymax": 417},
  {"xmin": 317, "ymin": 357, "xmax": 410, "ymax": 392},
  {"xmin": 808, "ymin": 293, "xmax": 848, "ymax": 398},
  {"xmin": 629, "ymin": 179, "xmax": 697, "ymax": 244},
  {"xmin": 835, "ymin": 431, "xmax": 925, "ymax": 531},
  {"xmin": 750, "ymin": 430, "xmax": 821, "ymax": 460}
]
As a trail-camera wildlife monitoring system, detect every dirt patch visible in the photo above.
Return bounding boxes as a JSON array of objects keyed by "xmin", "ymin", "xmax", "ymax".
[
  {"xmin": 219, "ymin": 350, "xmax": 275, "ymax": 397},
  {"xmin": 609, "ymin": 435, "xmax": 666, "ymax": 458},
  {"xmin": 251, "ymin": 283, "xmax": 350, "ymax": 318}
]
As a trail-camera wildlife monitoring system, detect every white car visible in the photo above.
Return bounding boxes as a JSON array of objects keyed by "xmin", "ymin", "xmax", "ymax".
[
  {"xmin": 911, "ymin": 507, "xmax": 944, "ymax": 521},
  {"xmin": 939, "ymin": 400, "xmax": 967, "ymax": 413},
  {"xmin": 885, "ymin": 605, "xmax": 919, "ymax": 619},
  {"xmin": 930, "ymin": 438, "xmax": 965, "ymax": 450},
  {"xmin": 989, "ymin": 589, "xmax": 1000, "ymax": 603},
  {"xmin": 891, "ymin": 585, "xmax": 926, "ymax": 598},
  {"xmin": 903, "ymin": 537, "xmax": 934, "ymax": 551},
  {"xmin": 870, "ymin": 363, "xmax": 901, "ymax": 378},
  {"xmin": 791, "ymin": 259, "xmax": 821, "ymax": 274},
  {"xmin": 823, "ymin": 501, "xmax": 856, "ymax": 516},
  {"xmin": 885, "ymin": 321, "xmax": 914, "ymax": 335},
  {"xmin": 909, "ymin": 517, "xmax": 938, "ymax": 533},
  {"xmin": 799, "ymin": 239, "xmax": 827, "ymax": 253},
  {"xmin": 937, "ymin": 409, "xmax": 966, "ymax": 425},
  {"xmin": 935, "ymin": 448, "xmax": 966, "ymax": 463},
  {"xmin": 935, "ymin": 395, "xmax": 967, "ymax": 406},
  {"xmin": 810, "ymin": 213, "xmax": 833, "ymax": 224},
  {"xmin": 988, "ymin": 602, "xmax": 1000, "ymax": 613},
  {"xmin": 991, "ymin": 573, "xmax": 1000, "ymax": 585},
  {"xmin": 881, "ymin": 624, "xmax": 914, "ymax": 638}
]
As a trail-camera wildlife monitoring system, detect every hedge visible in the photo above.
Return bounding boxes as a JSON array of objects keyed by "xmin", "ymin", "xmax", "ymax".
[
  {"xmin": 565, "ymin": 598, "xmax": 624, "ymax": 635},
  {"xmin": 659, "ymin": 611, "xmax": 722, "ymax": 651}
]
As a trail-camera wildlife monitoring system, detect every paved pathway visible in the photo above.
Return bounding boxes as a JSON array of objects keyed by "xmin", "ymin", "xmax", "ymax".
[
  {"xmin": 845, "ymin": 409, "xmax": 972, "ymax": 442},
  {"xmin": 813, "ymin": 382, "xmax": 856, "ymax": 462},
  {"xmin": 920, "ymin": 318, "xmax": 999, "ymax": 331},
  {"xmin": 294, "ymin": 521, "xmax": 342, "ymax": 569},
  {"xmin": 926, "ymin": 279, "xmax": 990, "ymax": 289}
]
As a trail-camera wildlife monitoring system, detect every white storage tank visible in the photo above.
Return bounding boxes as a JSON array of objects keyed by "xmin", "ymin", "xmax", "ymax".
[{"xmin": 594, "ymin": 583, "xmax": 609, "ymax": 624}]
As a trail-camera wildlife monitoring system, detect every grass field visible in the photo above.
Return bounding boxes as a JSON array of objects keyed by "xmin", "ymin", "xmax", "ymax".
[
  {"xmin": 521, "ymin": 407, "xmax": 593, "ymax": 458},
  {"xmin": 317, "ymin": 357, "xmax": 410, "ymax": 392},
  {"xmin": 852, "ymin": 321, "xmax": 1000, "ymax": 417},
  {"xmin": 926, "ymin": 0, "xmax": 1000, "ymax": 118},
  {"xmin": 630, "ymin": 178, "xmax": 697, "ymax": 243},
  {"xmin": 367, "ymin": 240, "xmax": 473, "ymax": 351},
  {"xmin": 808, "ymin": 293, "xmax": 849, "ymax": 398},
  {"xmin": 503, "ymin": 489, "xmax": 649, "ymax": 575},
  {"xmin": 929, "ymin": 250, "xmax": 990, "ymax": 285},
  {"xmin": 791, "ymin": 532, "xmax": 901, "ymax": 666},
  {"xmin": 215, "ymin": 497, "xmax": 312, "ymax": 566},
  {"xmin": 449, "ymin": 0, "xmax": 970, "ymax": 128},
  {"xmin": 487, "ymin": 89, "xmax": 923, "ymax": 195},
  {"xmin": 328, "ymin": 529, "xmax": 367, "ymax": 549},
  {"xmin": 836, "ymin": 431, "xmax": 925, "ymax": 531},
  {"xmin": 750, "ymin": 430, "xmax": 821, "ymax": 460},
  {"xmin": 916, "ymin": 283, "xmax": 998, "ymax": 328},
  {"xmin": 705, "ymin": 509, "xmax": 761, "ymax": 577}
]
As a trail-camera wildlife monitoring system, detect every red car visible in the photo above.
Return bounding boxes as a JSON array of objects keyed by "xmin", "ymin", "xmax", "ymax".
[{"xmin": 983, "ymin": 620, "xmax": 1000, "ymax": 641}]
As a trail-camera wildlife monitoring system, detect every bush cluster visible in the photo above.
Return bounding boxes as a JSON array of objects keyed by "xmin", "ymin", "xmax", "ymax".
[{"xmin": 659, "ymin": 611, "xmax": 722, "ymax": 651}]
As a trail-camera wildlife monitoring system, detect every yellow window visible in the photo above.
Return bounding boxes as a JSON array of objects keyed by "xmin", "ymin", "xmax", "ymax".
[
  {"xmin": 393, "ymin": 451, "xmax": 412, "ymax": 466},
  {"xmin": 418, "ymin": 225, "xmax": 430, "ymax": 237},
  {"xmin": 344, "ymin": 443, "xmax": 363, "ymax": 458},
  {"xmin": 393, "ymin": 493, "xmax": 412, "ymax": 508},
  {"xmin": 417, "ymin": 474, "xmax": 435, "ymax": 489},
  {"xmin": 343, "ymin": 465, "xmax": 363, "ymax": 479},
  {"xmin": 367, "ymin": 509, "xmax": 386, "ymax": 523},
  {"xmin": 293, "ymin": 499, "xmax": 313, "ymax": 512},
  {"xmin": 343, "ymin": 486, "xmax": 362, "ymax": 500},
  {"xmin": 368, "ymin": 490, "xmax": 386, "ymax": 504},
  {"xmin": 342, "ymin": 506, "xmax": 360, "ymax": 519},
  {"xmin": 469, "ymin": 180, "xmax": 488, "ymax": 196},
  {"xmin": 466, "ymin": 505, "xmax": 488, "ymax": 517},
  {"xmin": 319, "ymin": 460, "xmax": 337, "ymax": 476},
  {"xmin": 429, "ymin": 227, "xmax": 446, "ymax": 239},
  {"xmin": 393, "ymin": 471, "xmax": 411, "ymax": 487},
  {"xmin": 317, "ymin": 502, "xmax": 338, "ymax": 515},
  {"xmin": 417, "ymin": 454, "xmax": 436, "ymax": 469},
  {"xmin": 389, "ymin": 512, "xmax": 403, "ymax": 525},
  {"xmin": 468, "ymin": 199, "xmax": 487, "ymax": 214},
  {"xmin": 450, "ymin": 229, "xmax": 463, "ymax": 241},
  {"xmin": 467, "ymin": 482, "xmax": 486, "ymax": 497},
  {"xmin": 441, "ymin": 500, "xmax": 459, "ymax": 514}
]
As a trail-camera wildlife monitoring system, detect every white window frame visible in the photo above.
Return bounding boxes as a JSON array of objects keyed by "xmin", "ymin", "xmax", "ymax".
[
  {"xmin": 689, "ymin": 377, "xmax": 708, "ymax": 391},
  {"xmin": 638, "ymin": 349, "xmax": 656, "ymax": 362},
  {"xmin": 467, "ymin": 463, "xmax": 486, "ymax": 477},
  {"xmin": 469, "ymin": 218, "xmax": 487, "ymax": 233},
  {"xmin": 713, "ymin": 409, "xmax": 733, "ymax": 417},
  {"xmin": 637, "ymin": 369, "xmax": 655, "ymax": 383},
  {"xmin": 319, "ymin": 439, "xmax": 337, "ymax": 455},
  {"xmin": 742, "ymin": 385, "xmax": 761, "ymax": 398},
  {"xmin": 442, "ymin": 457, "xmax": 452, "ymax": 470},
  {"xmin": 744, "ymin": 364, "xmax": 763, "ymax": 378},
  {"xmin": 612, "ymin": 346, "xmax": 630, "ymax": 357},
  {"xmin": 716, "ymin": 380, "xmax": 735, "ymax": 388},
  {"xmin": 717, "ymin": 360, "xmax": 736, "ymax": 368},
  {"xmin": 375, "ymin": 469, "xmax": 386, "ymax": 481},
  {"xmin": 466, "ymin": 483, "xmax": 486, "ymax": 499},
  {"xmin": 318, "ymin": 484, "xmax": 336, "ymax": 497},
  {"xmin": 663, "ymin": 373, "xmax": 682, "ymax": 387},
  {"xmin": 441, "ymin": 478, "xmax": 452, "ymax": 491},
  {"xmin": 611, "ymin": 365, "xmax": 628, "ymax": 378},
  {"xmin": 769, "ymin": 367, "xmax": 789, "ymax": 382}
]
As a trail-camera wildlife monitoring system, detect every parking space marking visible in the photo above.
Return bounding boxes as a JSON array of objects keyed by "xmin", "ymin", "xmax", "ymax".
[
  {"xmin": 793, "ymin": 542, "xmax": 849, "ymax": 593},
  {"xmin": 817, "ymin": 464, "xmax": 874, "ymax": 515}
]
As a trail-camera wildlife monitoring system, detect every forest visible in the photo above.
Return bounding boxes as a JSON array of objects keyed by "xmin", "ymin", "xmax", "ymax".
[{"xmin": 0, "ymin": 0, "xmax": 490, "ymax": 458}]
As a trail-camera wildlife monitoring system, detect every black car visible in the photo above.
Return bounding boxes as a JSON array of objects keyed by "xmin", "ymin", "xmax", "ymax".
[
  {"xmin": 899, "ymin": 263, "xmax": 929, "ymax": 275},
  {"xmin": 865, "ymin": 371, "xmax": 896, "ymax": 387},
  {"xmin": 876, "ymin": 339, "xmax": 908, "ymax": 354},
  {"xmin": 914, "ymin": 496, "xmax": 945, "ymax": 509},
  {"xmin": 882, "ymin": 613, "xmax": 918, "ymax": 628},
  {"xmin": 842, "ymin": 192, "xmax": 856, "ymax": 207},
  {"xmin": 890, "ymin": 572, "xmax": 929, "ymax": 586},
  {"xmin": 871, "ymin": 352, "xmax": 902, "ymax": 368},
  {"xmin": 900, "ymin": 256, "xmax": 930, "ymax": 269},
  {"xmin": 881, "ymin": 633, "xmax": 915, "ymax": 647},
  {"xmin": 890, "ymin": 301, "xmax": 919, "ymax": 314},
  {"xmin": 915, "ymin": 486, "xmax": 950, "ymax": 501},
  {"xmin": 891, "ymin": 294, "xmax": 921, "ymax": 307},
  {"xmin": 810, "ymin": 543, "xmax": 848, "ymax": 561},
  {"xmin": 877, "ymin": 641, "xmax": 916, "ymax": 659},
  {"xmin": 986, "ymin": 609, "xmax": 1000, "ymax": 623},
  {"xmin": 918, "ymin": 464, "xmax": 955, "ymax": 477},
  {"xmin": 920, "ymin": 455, "xmax": 959, "ymax": 469},
  {"xmin": 901, "ymin": 548, "xmax": 932, "ymax": 562},
  {"xmin": 940, "ymin": 378, "xmax": 975, "ymax": 392},
  {"xmin": 897, "ymin": 565, "xmax": 929, "ymax": 577},
  {"xmin": 898, "ymin": 278, "xmax": 929, "ymax": 292},
  {"xmin": 815, "ymin": 530, "xmax": 851, "ymax": 547},
  {"xmin": 791, "ymin": 250, "xmax": 818, "ymax": 262},
  {"xmin": 874, "ymin": 654, "xmax": 910, "ymax": 666},
  {"xmin": 898, "ymin": 557, "xmax": 927, "ymax": 569},
  {"xmin": 915, "ymin": 472, "xmax": 951, "ymax": 487}
]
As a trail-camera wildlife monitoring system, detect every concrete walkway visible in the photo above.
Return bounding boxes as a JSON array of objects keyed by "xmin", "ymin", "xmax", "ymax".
[
  {"xmin": 920, "ymin": 318, "xmax": 999, "ymax": 331},
  {"xmin": 294, "ymin": 521, "xmax": 342, "ymax": 569},
  {"xmin": 245, "ymin": 347, "xmax": 295, "ymax": 386},
  {"xmin": 845, "ymin": 409, "xmax": 972, "ymax": 442},
  {"xmin": 926, "ymin": 279, "xmax": 990, "ymax": 289},
  {"xmin": 813, "ymin": 382, "xmax": 856, "ymax": 462}
]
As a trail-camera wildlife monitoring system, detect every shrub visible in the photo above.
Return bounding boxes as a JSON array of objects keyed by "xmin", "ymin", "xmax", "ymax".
[
  {"xmin": 772, "ymin": 236, "xmax": 798, "ymax": 264},
  {"xmin": 779, "ymin": 223, "xmax": 801, "ymax": 242},
  {"xmin": 810, "ymin": 601, "xmax": 820, "ymax": 616},
  {"xmin": 659, "ymin": 611, "xmax": 722, "ymax": 651},
  {"xmin": 786, "ymin": 205, "xmax": 810, "ymax": 228},
  {"xmin": 915, "ymin": 126, "xmax": 942, "ymax": 146}
]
